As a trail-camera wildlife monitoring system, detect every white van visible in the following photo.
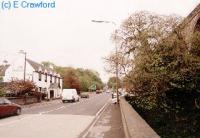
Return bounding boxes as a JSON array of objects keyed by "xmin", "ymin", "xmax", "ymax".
[{"xmin": 61, "ymin": 89, "xmax": 80, "ymax": 103}]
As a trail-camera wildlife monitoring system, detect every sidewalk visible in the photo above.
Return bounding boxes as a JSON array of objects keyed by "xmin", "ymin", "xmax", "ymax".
[{"xmin": 85, "ymin": 103, "xmax": 125, "ymax": 138}]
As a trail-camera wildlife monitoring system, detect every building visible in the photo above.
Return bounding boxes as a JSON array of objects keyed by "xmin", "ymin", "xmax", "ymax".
[
  {"xmin": 176, "ymin": 4, "xmax": 200, "ymax": 44},
  {"xmin": 0, "ymin": 57, "xmax": 63, "ymax": 99}
]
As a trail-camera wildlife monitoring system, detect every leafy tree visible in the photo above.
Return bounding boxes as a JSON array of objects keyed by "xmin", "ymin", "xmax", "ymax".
[
  {"xmin": 107, "ymin": 76, "xmax": 121, "ymax": 89},
  {"xmin": 41, "ymin": 63, "xmax": 103, "ymax": 92},
  {"xmin": 108, "ymin": 11, "xmax": 182, "ymax": 85},
  {"xmin": 76, "ymin": 68, "xmax": 103, "ymax": 91},
  {"xmin": 112, "ymin": 11, "xmax": 200, "ymax": 137},
  {"xmin": 0, "ymin": 76, "xmax": 3, "ymax": 83},
  {"xmin": 62, "ymin": 68, "xmax": 81, "ymax": 94},
  {"xmin": 5, "ymin": 80, "xmax": 36, "ymax": 96},
  {"xmin": 0, "ymin": 82, "xmax": 5, "ymax": 97}
]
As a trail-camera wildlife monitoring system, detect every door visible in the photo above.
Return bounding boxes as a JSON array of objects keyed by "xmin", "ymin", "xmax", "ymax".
[{"xmin": 50, "ymin": 90, "xmax": 54, "ymax": 99}]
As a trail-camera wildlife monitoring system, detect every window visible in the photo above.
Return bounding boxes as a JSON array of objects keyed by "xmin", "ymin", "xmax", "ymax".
[
  {"xmin": 45, "ymin": 73, "xmax": 47, "ymax": 82},
  {"xmin": 58, "ymin": 78, "xmax": 60, "ymax": 87},
  {"xmin": 50, "ymin": 75, "xmax": 52, "ymax": 83},
  {"xmin": 43, "ymin": 88, "xmax": 47, "ymax": 92},
  {"xmin": 54, "ymin": 76, "xmax": 57, "ymax": 83},
  {"xmin": 39, "ymin": 72, "xmax": 42, "ymax": 81}
]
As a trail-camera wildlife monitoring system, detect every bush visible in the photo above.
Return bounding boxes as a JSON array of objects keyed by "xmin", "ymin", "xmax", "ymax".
[{"xmin": 125, "ymin": 94, "xmax": 200, "ymax": 137}]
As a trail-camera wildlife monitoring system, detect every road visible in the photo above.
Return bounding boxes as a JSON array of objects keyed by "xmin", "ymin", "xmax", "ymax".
[{"xmin": 0, "ymin": 93, "xmax": 111, "ymax": 138}]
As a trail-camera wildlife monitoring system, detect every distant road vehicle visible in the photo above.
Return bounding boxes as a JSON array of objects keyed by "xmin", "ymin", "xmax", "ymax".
[
  {"xmin": 0, "ymin": 98, "xmax": 21, "ymax": 118},
  {"xmin": 61, "ymin": 89, "xmax": 80, "ymax": 103},
  {"xmin": 111, "ymin": 93, "xmax": 117, "ymax": 104},
  {"xmin": 80, "ymin": 92, "xmax": 89, "ymax": 98},
  {"xmin": 96, "ymin": 90, "xmax": 102, "ymax": 94}
]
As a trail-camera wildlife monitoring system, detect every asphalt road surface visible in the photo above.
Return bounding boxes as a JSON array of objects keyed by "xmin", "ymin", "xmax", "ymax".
[{"xmin": 0, "ymin": 93, "xmax": 111, "ymax": 138}]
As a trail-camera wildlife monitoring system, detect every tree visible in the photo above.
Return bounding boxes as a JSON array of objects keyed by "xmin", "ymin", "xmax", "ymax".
[
  {"xmin": 76, "ymin": 68, "xmax": 103, "ymax": 91},
  {"xmin": 0, "ymin": 82, "xmax": 5, "ymax": 97},
  {"xmin": 5, "ymin": 80, "xmax": 36, "ymax": 96},
  {"xmin": 63, "ymin": 69, "xmax": 81, "ymax": 93},
  {"xmin": 107, "ymin": 11, "xmax": 182, "ymax": 85},
  {"xmin": 110, "ymin": 10, "xmax": 200, "ymax": 137},
  {"xmin": 107, "ymin": 76, "xmax": 121, "ymax": 90},
  {"xmin": 41, "ymin": 64, "xmax": 103, "ymax": 92},
  {"xmin": 0, "ymin": 76, "xmax": 3, "ymax": 83}
]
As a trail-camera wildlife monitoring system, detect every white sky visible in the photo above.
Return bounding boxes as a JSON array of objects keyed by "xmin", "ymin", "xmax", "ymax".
[{"xmin": 0, "ymin": 0, "xmax": 199, "ymax": 82}]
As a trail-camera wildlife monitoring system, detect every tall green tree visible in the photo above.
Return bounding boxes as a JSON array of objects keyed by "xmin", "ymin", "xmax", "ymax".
[
  {"xmin": 109, "ymin": 10, "xmax": 200, "ymax": 137},
  {"xmin": 62, "ymin": 68, "xmax": 81, "ymax": 92},
  {"xmin": 107, "ymin": 76, "xmax": 121, "ymax": 89}
]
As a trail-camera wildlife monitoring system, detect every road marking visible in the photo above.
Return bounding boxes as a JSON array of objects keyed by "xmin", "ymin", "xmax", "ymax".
[
  {"xmin": 81, "ymin": 98, "xmax": 111, "ymax": 138},
  {"xmin": 23, "ymin": 101, "xmax": 62, "ymax": 111},
  {"xmin": 39, "ymin": 106, "xmax": 65, "ymax": 114},
  {"xmin": 0, "ymin": 94, "xmax": 109, "ymax": 127},
  {"xmin": 95, "ymin": 98, "xmax": 111, "ymax": 117}
]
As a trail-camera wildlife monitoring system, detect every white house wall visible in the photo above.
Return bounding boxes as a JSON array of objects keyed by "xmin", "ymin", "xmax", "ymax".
[
  {"xmin": 4, "ymin": 58, "xmax": 34, "ymax": 82},
  {"xmin": 3, "ymin": 57, "xmax": 63, "ymax": 99}
]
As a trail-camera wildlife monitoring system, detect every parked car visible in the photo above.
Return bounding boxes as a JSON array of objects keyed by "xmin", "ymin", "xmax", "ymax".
[
  {"xmin": 105, "ymin": 90, "xmax": 110, "ymax": 93},
  {"xmin": 112, "ymin": 93, "xmax": 117, "ymax": 104},
  {"xmin": 96, "ymin": 90, "xmax": 102, "ymax": 94},
  {"xmin": 80, "ymin": 92, "xmax": 89, "ymax": 98},
  {"xmin": 0, "ymin": 98, "xmax": 21, "ymax": 118},
  {"xmin": 61, "ymin": 89, "xmax": 80, "ymax": 103}
]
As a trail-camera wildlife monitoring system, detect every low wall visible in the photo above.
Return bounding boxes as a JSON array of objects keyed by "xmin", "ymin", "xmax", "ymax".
[
  {"xmin": 7, "ymin": 97, "xmax": 39, "ymax": 105},
  {"xmin": 120, "ymin": 97, "xmax": 160, "ymax": 138}
]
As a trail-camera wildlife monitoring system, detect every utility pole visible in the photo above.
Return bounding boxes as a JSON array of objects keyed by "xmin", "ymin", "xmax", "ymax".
[
  {"xmin": 91, "ymin": 20, "xmax": 119, "ymax": 104},
  {"xmin": 115, "ymin": 44, "xmax": 119, "ymax": 104}
]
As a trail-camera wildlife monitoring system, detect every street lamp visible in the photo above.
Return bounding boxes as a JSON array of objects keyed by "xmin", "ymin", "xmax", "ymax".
[
  {"xmin": 91, "ymin": 20, "xmax": 119, "ymax": 104},
  {"xmin": 91, "ymin": 20, "xmax": 116, "ymax": 26},
  {"xmin": 19, "ymin": 50, "xmax": 27, "ymax": 82}
]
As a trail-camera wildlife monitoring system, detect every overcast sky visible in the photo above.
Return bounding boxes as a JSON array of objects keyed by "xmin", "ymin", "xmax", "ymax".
[{"xmin": 0, "ymin": 0, "xmax": 199, "ymax": 82}]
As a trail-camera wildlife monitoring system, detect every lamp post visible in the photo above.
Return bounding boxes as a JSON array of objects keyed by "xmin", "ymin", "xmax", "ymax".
[
  {"xmin": 19, "ymin": 50, "xmax": 27, "ymax": 82},
  {"xmin": 91, "ymin": 20, "xmax": 119, "ymax": 104}
]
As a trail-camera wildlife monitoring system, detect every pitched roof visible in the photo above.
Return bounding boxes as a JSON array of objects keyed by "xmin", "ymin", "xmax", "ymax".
[
  {"xmin": 0, "ymin": 65, "xmax": 10, "ymax": 76},
  {"xmin": 26, "ymin": 59, "xmax": 55, "ymax": 74}
]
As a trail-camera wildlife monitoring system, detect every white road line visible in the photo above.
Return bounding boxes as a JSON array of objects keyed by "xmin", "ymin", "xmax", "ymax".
[
  {"xmin": 0, "ymin": 105, "xmax": 66, "ymax": 126},
  {"xmin": 81, "ymin": 98, "xmax": 111, "ymax": 138},
  {"xmin": 39, "ymin": 106, "xmax": 65, "ymax": 114},
  {"xmin": 0, "ymin": 94, "xmax": 109, "ymax": 127},
  {"xmin": 95, "ymin": 98, "xmax": 111, "ymax": 117},
  {"xmin": 23, "ymin": 101, "xmax": 62, "ymax": 111}
]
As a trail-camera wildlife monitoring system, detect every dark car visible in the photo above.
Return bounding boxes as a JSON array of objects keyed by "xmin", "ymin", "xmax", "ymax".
[
  {"xmin": 0, "ymin": 98, "xmax": 21, "ymax": 118},
  {"xmin": 80, "ymin": 93, "xmax": 89, "ymax": 98},
  {"xmin": 96, "ymin": 90, "xmax": 102, "ymax": 94}
]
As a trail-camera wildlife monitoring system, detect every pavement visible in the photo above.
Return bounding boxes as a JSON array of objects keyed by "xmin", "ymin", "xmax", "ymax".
[
  {"xmin": 84, "ymin": 102, "xmax": 125, "ymax": 138},
  {"xmin": 0, "ymin": 114, "xmax": 94, "ymax": 138}
]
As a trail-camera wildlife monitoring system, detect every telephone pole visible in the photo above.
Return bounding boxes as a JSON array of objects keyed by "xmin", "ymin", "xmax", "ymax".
[{"xmin": 91, "ymin": 20, "xmax": 119, "ymax": 104}]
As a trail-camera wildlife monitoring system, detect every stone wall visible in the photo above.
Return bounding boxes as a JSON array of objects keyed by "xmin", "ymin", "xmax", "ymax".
[{"xmin": 8, "ymin": 96, "xmax": 39, "ymax": 105}]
